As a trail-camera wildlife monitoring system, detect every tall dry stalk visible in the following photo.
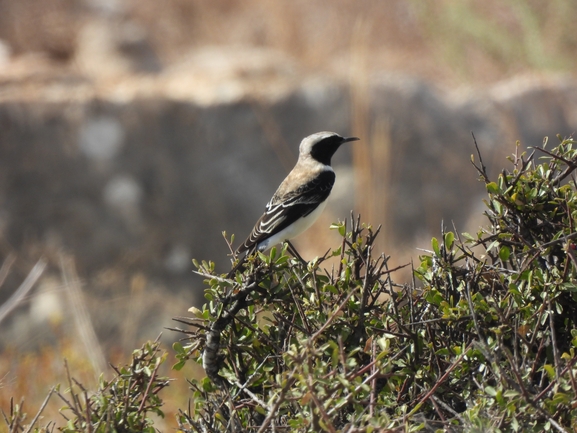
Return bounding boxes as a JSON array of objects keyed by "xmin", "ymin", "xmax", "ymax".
[
  {"xmin": 60, "ymin": 254, "xmax": 107, "ymax": 378},
  {"xmin": 0, "ymin": 257, "xmax": 46, "ymax": 325},
  {"xmin": 369, "ymin": 117, "xmax": 392, "ymax": 255},
  {"xmin": 349, "ymin": 16, "xmax": 392, "ymax": 255}
]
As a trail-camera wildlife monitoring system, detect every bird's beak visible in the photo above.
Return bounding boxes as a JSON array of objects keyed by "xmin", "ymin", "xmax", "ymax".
[{"xmin": 342, "ymin": 136, "xmax": 360, "ymax": 143}]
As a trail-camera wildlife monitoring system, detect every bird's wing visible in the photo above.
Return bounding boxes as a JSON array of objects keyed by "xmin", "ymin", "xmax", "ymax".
[{"xmin": 237, "ymin": 170, "xmax": 335, "ymax": 253}]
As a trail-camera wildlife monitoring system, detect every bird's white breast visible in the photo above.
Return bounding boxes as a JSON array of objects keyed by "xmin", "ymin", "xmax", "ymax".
[{"xmin": 257, "ymin": 200, "xmax": 328, "ymax": 251}]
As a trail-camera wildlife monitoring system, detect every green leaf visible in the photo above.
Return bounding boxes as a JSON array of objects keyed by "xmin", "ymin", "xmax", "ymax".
[
  {"xmin": 486, "ymin": 182, "xmax": 500, "ymax": 194},
  {"xmin": 495, "ymin": 389, "xmax": 505, "ymax": 406},
  {"xmin": 324, "ymin": 284, "xmax": 338, "ymax": 294},
  {"xmin": 258, "ymin": 251, "xmax": 270, "ymax": 264},
  {"xmin": 330, "ymin": 222, "xmax": 346, "ymax": 237},
  {"xmin": 543, "ymin": 364, "xmax": 556, "ymax": 380},
  {"xmin": 499, "ymin": 245, "xmax": 511, "ymax": 262},
  {"xmin": 485, "ymin": 386, "xmax": 497, "ymax": 397},
  {"xmin": 444, "ymin": 232, "xmax": 454, "ymax": 250},
  {"xmin": 550, "ymin": 392, "xmax": 570, "ymax": 406},
  {"xmin": 172, "ymin": 360, "xmax": 186, "ymax": 371},
  {"xmin": 431, "ymin": 237, "xmax": 440, "ymax": 256},
  {"xmin": 435, "ymin": 348, "xmax": 450, "ymax": 357},
  {"xmin": 275, "ymin": 254, "xmax": 290, "ymax": 266},
  {"xmin": 425, "ymin": 289, "xmax": 444, "ymax": 306}
]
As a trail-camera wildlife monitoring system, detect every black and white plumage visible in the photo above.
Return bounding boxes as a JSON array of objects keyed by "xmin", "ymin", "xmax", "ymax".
[{"xmin": 236, "ymin": 131, "xmax": 359, "ymax": 255}]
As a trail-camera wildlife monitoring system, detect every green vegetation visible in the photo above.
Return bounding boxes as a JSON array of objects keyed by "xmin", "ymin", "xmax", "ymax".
[
  {"xmin": 411, "ymin": 0, "xmax": 577, "ymax": 79},
  {"xmin": 174, "ymin": 136, "xmax": 577, "ymax": 432},
  {"xmin": 4, "ymin": 137, "xmax": 577, "ymax": 431}
]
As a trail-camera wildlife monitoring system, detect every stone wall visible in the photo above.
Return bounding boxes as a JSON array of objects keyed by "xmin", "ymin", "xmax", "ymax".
[
  {"xmin": 1, "ymin": 53, "xmax": 576, "ymax": 345},
  {"xmin": 2, "ymin": 70, "xmax": 576, "ymax": 279}
]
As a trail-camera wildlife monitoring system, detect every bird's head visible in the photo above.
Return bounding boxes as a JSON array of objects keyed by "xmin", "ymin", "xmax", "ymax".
[{"xmin": 299, "ymin": 131, "xmax": 360, "ymax": 166}]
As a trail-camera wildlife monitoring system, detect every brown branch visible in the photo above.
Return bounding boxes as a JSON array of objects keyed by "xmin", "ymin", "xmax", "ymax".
[
  {"xmin": 202, "ymin": 279, "xmax": 258, "ymax": 387},
  {"xmin": 406, "ymin": 342, "xmax": 473, "ymax": 418},
  {"xmin": 471, "ymin": 132, "xmax": 490, "ymax": 183},
  {"xmin": 22, "ymin": 387, "xmax": 55, "ymax": 433}
]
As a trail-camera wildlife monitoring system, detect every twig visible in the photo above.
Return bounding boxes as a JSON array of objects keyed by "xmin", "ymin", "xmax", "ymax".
[
  {"xmin": 471, "ymin": 132, "xmax": 490, "ymax": 183},
  {"xmin": 137, "ymin": 357, "xmax": 162, "ymax": 415},
  {"xmin": 500, "ymin": 347, "xmax": 569, "ymax": 433},
  {"xmin": 547, "ymin": 298, "xmax": 561, "ymax": 380},
  {"xmin": 369, "ymin": 339, "xmax": 377, "ymax": 418},
  {"xmin": 311, "ymin": 288, "xmax": 357, "ymax": 342},
  {"xmin": 430, "ymin": 395, "xmax": 467, "ymax": 425},
  {"xmin": 255, "ymin": 376, "xmax": 296, "ymax": 433},
  {"xmin": 533, "ymin": 355, "xmax": 577, "ymax": 403},
  {"xmin": 202, "ymin": 278, "xmax": 259, "ymax": 387},
  {"xmin": 305, "ymin": 373, "xmax": 337, "ymax": 433},
  {"xmin": 22, "ymin": 387, "xmax": 55, "ymax": 433},
  {"xmin": 290, "ymin": 274, "xmax": 312, "ymax": 335},
  {"xmin": 406, "ymin": 342, "xmax": 473, "ymax": 418}
]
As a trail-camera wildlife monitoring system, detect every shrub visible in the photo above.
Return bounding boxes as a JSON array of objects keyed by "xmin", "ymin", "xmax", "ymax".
[
  {"xmin": 3, "ymin": 340, "xmax": 170, "ymax": 433},
  {"xmin": 174, "ymin": 137, "xmax": 577, "ymax": 432},
  {"xmin": 5, "ymin": 136, "xmax": 577, "ymax": 432}
]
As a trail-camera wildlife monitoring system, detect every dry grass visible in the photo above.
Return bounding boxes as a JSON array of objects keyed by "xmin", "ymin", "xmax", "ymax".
[
  {"xmin": 0, "ymin": 337, "xmax": 202, "ymax": 431},
  {"xmin": 0, "ymin": 253, "xmax": 204, "ymax": 430},
  {"xmin": 1, "ymin": 0, "xmax": 575, "ymax": 83}
]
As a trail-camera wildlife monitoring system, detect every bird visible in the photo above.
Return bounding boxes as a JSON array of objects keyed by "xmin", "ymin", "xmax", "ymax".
[{"xmin": 234, "ymin": 131, "xmax": 359, "ymax": 259}]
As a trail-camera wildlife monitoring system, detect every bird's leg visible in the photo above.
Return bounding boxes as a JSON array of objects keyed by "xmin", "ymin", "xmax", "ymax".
[{"xmin": 286, "ymin": 241, "xmax": 307, "ymax": 265}]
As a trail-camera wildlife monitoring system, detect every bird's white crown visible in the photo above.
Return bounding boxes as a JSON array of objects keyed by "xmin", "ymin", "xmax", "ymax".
[{"xmin": 299, "ymin": 131, "xmax": 342, "ymax": 156}]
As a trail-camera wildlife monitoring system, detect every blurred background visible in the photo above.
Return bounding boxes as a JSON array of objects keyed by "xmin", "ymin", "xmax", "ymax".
[{"xmin": 1, "ymin": 0, "xmax": 577, "ymax": 427}]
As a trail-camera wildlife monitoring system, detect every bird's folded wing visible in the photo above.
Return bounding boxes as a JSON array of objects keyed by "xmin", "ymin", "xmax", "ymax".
[{"xmin": 238, "ymin": 170, "xmax": 335, "ymax": 253}]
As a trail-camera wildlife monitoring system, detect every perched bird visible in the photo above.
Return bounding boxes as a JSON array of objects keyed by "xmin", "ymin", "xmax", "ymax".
[{"xmin": 236, "ymin": 131, "xmax": 359, "ymax": 256}]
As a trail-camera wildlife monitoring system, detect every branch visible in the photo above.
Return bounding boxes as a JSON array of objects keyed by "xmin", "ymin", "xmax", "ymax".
[{"xmin": 471, "ymin": 132, "xmax": 490, "ymax": 183}]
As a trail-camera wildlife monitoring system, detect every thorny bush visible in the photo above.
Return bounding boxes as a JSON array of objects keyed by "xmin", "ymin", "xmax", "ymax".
[
  {"xmin": 3, "ymin": 340, "xmax": 170, "ymax": 433},
  {"xmin": 174, "ymin": 137, "xmax": 577, "ymax": 433},
  {"xmin": 5, "ymin": 137, "xmax": 577, "ymax": 432}
]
